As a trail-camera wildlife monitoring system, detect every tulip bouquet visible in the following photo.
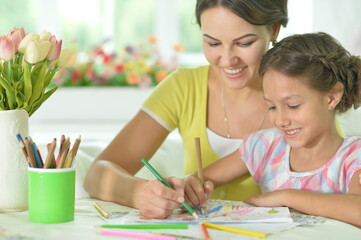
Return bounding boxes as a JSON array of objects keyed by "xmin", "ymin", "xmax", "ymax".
[{"xmin": 0, "ymin": 27, "xmax": 72, "ymax": 116}]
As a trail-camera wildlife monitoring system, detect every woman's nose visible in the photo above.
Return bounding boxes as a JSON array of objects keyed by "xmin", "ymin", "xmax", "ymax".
[{"xmin": 220, "ymin": 47, "xmax": 238, "ymax": 66}]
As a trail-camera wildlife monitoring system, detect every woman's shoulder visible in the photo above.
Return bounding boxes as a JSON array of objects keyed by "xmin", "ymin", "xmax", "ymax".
[
  {"xmin": 170, "ymin": 65, "xmax": 209, "ymax": 82},
  {"xmin": 158, "ymin": 65, "xmax": 209, "ymax": 90}
]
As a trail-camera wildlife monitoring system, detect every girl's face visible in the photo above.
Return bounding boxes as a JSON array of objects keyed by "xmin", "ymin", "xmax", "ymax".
[
  {"xmin": 263, "ymin": 69, "xmax": 335, "ymax": 149},
  {"xmin": 200, "ymin": 7, "xmax": 277, "ymax": 89}
]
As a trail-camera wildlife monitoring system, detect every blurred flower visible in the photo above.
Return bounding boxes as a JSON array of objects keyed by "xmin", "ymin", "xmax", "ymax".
[{"xmin": 54, "ymin": 37, "xmax": 182, "ymax": 88}]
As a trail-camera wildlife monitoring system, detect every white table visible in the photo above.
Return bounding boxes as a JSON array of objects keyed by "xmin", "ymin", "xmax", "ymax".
[{"xmin": 0, "ymin": 198, "xmax": 360, "ymax": 240}]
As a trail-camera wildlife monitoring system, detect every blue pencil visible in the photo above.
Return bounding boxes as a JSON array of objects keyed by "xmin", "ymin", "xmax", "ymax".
[{"xmin": 31, "ymin": 143, "xmax": 43, "ymax": 168}]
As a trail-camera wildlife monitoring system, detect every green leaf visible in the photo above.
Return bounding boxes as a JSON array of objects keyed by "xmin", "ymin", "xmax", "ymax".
[
  {"xmin": 23, "ymin": 63, "xmax": 33, "ymax": 104},
  {"xmin": 28, "ymin": 61, "xmax": 47, "ymax": 110},
  {"xmin": 14, "ymin": 81, "xmax": 25, "ymax": 108},
  {"xmin": 0, "ymin": 75, "xmax": 16, "ymax": 109},
  {"xmin": 29, "ymin": 86, "xmax": 58, "ymax": 116}
]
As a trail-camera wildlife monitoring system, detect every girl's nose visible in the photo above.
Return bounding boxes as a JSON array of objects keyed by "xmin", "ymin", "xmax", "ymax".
[{"xmin": 275, "ymin": 111, "xmax": 291, "ymax": 128}]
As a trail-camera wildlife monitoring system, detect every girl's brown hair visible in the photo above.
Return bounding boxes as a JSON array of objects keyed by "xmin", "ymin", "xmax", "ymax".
[{"xmin": 259, "ymin": 32, "xmax": 361, "ymax": 113}]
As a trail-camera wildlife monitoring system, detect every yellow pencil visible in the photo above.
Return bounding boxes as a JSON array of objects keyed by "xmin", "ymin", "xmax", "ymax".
[
  {"xmin": 64, "ymin": 135, "xmax": 81, "ymax": 168},
  {"xmin": 202, "ymin": 222, "xmax": 267, "ymax": 238},
  {"xmin": 94, "ymin": 202, "xmax": 110, "ymax": 218}
]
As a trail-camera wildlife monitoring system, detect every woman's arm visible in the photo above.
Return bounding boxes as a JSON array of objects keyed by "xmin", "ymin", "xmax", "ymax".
[
  {"xmin": 246, "ymin": 169, "xmax": 361, "ymax": 228},
  {"xmin": 84, "ymin": 110, "xmax": 185, "ymax": 218}
]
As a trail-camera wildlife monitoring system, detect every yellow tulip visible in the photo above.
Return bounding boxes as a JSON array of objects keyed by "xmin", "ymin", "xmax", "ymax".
[
  {"xmin": 39, "ymin": 30, "xmax": 52, "ymax": 41},
  {"xmin": 18, "ymin": 33, "xmax": 39, "ymax": 54},
  {"xmin": 23, "ymin": 41, "xmax": 52, "ymax": 64}
]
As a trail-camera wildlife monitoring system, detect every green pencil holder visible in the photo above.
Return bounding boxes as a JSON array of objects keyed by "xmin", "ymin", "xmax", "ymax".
[{"xmin": 28, "ymin": 167, "xmax": 75, "ymax": 223}]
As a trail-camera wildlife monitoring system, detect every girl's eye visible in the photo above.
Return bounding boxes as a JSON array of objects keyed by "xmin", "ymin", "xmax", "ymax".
[
  {"xmin": 208, "ymin": 42, "xmax": 221, "ymax": 47},
  {"xmin": 288, "ymin": 104, "xmax": 301, "ymax": 109},
  {"xmin": 268, "ymin": 106, "xmax": 276, "ymax": 111}
]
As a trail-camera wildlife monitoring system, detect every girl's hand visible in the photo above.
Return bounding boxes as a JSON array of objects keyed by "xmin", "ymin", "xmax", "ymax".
[
  {"xmin": 244, "ymin": 190, "xmax": 289, "ymax": 207},
  {"xmin": 137, "ymin": 177, "xmax": 185, "ymax": 218},
  {"xmin": 184, "ymin": 175, "xmax": 214, "ymax": 208}
]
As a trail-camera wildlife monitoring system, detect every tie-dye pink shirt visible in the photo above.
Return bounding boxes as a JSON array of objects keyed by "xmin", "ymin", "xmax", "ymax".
[{"xmin": 239, "ymin": 128, "xmax": 361, "ymax": 194}]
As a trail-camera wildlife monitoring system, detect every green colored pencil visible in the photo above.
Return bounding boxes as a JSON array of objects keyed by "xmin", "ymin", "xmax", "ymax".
[
  {"xmin": 141, "ymin": 158, "xmax": 199, "ymax": 219},
  {"xmin": 98, "ymin": 224, "xmax": 189, "ymax": 229}
]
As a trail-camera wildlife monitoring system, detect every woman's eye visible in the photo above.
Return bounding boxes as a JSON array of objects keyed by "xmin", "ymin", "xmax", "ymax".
[
  {"xmin": 288, "ymin": 104, "xmax": 301, "ymax": 109},
  {"xmin": 208, "ymin": 42, "xmax": 220, "ymax": 47},
  {"xmin": 268, "ymin": 106, "xmax": 276, "ymax": 111},
  {"xmin": 237, "ymin": 41, "xmax": 254, "ymax": 47}
]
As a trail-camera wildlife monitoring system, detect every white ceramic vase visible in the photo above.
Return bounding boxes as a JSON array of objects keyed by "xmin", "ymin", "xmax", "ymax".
[{"xmin": 0, "ymin": 109, "xmax": 29, "ymax": 212}]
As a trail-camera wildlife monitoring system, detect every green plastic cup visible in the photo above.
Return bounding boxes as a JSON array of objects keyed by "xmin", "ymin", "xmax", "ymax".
[{"xmin": 28, "ymin": 167, "xmax": 75, "ymax": 223}]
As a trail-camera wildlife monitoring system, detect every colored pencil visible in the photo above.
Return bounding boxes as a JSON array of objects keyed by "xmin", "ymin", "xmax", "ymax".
[
  {"xmin": 201, "ymin": 222, "xmax": 267, "ymax": 238},
  {"xmin": 44, "ymin": 138, "xmax": 57, "ymax": 168},
  {"xmin": 199, "ymin": 223, "xmax": 211, "ymax": 240},
  {"xmin": 195, "ymin": 137, "xmax": 206, "ymax": 213},
  {"xmin": 56, "ymin": 137, "xmax": 70, "ymax": 168},
  {"xmin": 64, "ymin": 135, "xmax": 81, "ymax": 168},
  {"xmin": 56, "ymin": 134, "xmax": 65, "ymax": 165},
  {"xmin": 98, "ymin": 224, "xmax": 189, "ymax": 229},
  {"xmin": 94, "ymin": 202, "xmax": 110, "ymax": 218},
  {"xmin": 99, "ymin": 229, "xmax": 176, "ymax": 240},
  {"xmin": 141, "ymin": 158, "xmax": 199, "ymax": 220},
  {"xmin": 24, "ymin": 138, "xmax": 37, "ymax": 168}
]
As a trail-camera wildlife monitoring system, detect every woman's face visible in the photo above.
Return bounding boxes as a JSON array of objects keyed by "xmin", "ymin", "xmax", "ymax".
[{"xmin": 200, "ymin": 7, "xmax": 276, "ymax": 89}]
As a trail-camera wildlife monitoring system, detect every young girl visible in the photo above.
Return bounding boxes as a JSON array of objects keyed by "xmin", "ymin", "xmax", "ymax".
[{"xmin": 184, "ymin": 32, "xmax": 361, "ymax": 227}]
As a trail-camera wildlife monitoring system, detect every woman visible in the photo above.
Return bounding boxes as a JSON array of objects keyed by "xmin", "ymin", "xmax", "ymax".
[{"xmin": 84, "ymin": 0, "xmax": 288, "ymax": 218}]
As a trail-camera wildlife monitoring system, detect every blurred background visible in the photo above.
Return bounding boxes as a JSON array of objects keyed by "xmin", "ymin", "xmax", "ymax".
[
  {"xmin": 1, "ymin": 0, "xmax": 360, "ymax": 182},
  {"xmin": 1, "ymin": 0, "xmax": 360, "ymax": 68}
]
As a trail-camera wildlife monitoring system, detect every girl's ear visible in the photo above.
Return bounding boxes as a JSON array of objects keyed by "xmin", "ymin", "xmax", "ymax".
[
  {"xmin": 270, "ymin": 23, "xmax": 281, "ymax": 42},
  {"xmin": 328, "ymin": 82, "xmax": 344, "ymax": 110}
]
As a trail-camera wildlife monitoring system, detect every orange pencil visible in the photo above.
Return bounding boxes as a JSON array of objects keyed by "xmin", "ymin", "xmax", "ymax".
[{"xmin": 199, "ymin": 223, "xmax": 211, "ymax": 240}]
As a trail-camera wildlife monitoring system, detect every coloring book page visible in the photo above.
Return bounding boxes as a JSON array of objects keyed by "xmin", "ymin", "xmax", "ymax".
[{"xmin": 123, "ymin": 199, "xmax": 293, "ymax": 224}]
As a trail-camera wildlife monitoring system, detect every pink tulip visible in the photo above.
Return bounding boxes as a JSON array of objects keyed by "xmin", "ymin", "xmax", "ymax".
[
  {"xmin": 0, "ymin": 36, "xmax": 16, "ymax": 61},
  {"xmin": 46, "ymin": 35, "xmax": 62, "ymax": 61},
  {"xmin": 7, "ymin": 27, "xmax": 25, "ymax": 52}
]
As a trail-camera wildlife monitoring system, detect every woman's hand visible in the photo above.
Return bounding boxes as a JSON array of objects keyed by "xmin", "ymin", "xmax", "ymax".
[
  {"xmin": 137, "ymin": 177, "xmax": 185, "ymax": 219},
  {"xmin": 184, "ymin": 175, "xmax": 214, "ymax": 208}
]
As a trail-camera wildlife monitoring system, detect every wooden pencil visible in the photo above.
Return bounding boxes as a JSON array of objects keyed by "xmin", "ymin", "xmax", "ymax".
[
  {"xmin": 24, "ymin": 138, "xmax": 37, "ymax": 168},
  {"xmin": 195, "ymin": 137, "xmax": 206, "ymax": 213},
  {"xmin": 56, "ymin": 134, "xmax": 65, "ymax": 165},
  {"xmin": 64, "ymin": 135, "xmax": 81, "ymax": 168},
  {"xmin": 44, "ymin": 138, "xmax": 57, "ymax": 168},
  {"xmin": 56, "ymin": 138, "xmax": 70, "ymax": 168}
]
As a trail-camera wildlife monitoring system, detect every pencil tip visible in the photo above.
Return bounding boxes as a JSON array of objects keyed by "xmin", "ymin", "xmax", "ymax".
[{"xmin": 193, "ymin": 212, "xmax": 199, "ymax": 220}]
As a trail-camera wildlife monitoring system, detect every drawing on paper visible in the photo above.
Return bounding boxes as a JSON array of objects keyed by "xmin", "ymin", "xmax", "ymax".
[{"xmin": 124, "ymin": 199, "xmax": 293, "ymax": 224}]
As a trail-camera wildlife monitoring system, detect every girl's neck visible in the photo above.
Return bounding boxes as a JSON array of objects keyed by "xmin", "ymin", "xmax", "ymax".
[{"xmin": 289, "ymin": 126, "xmax": 344, "ymax": 172}]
